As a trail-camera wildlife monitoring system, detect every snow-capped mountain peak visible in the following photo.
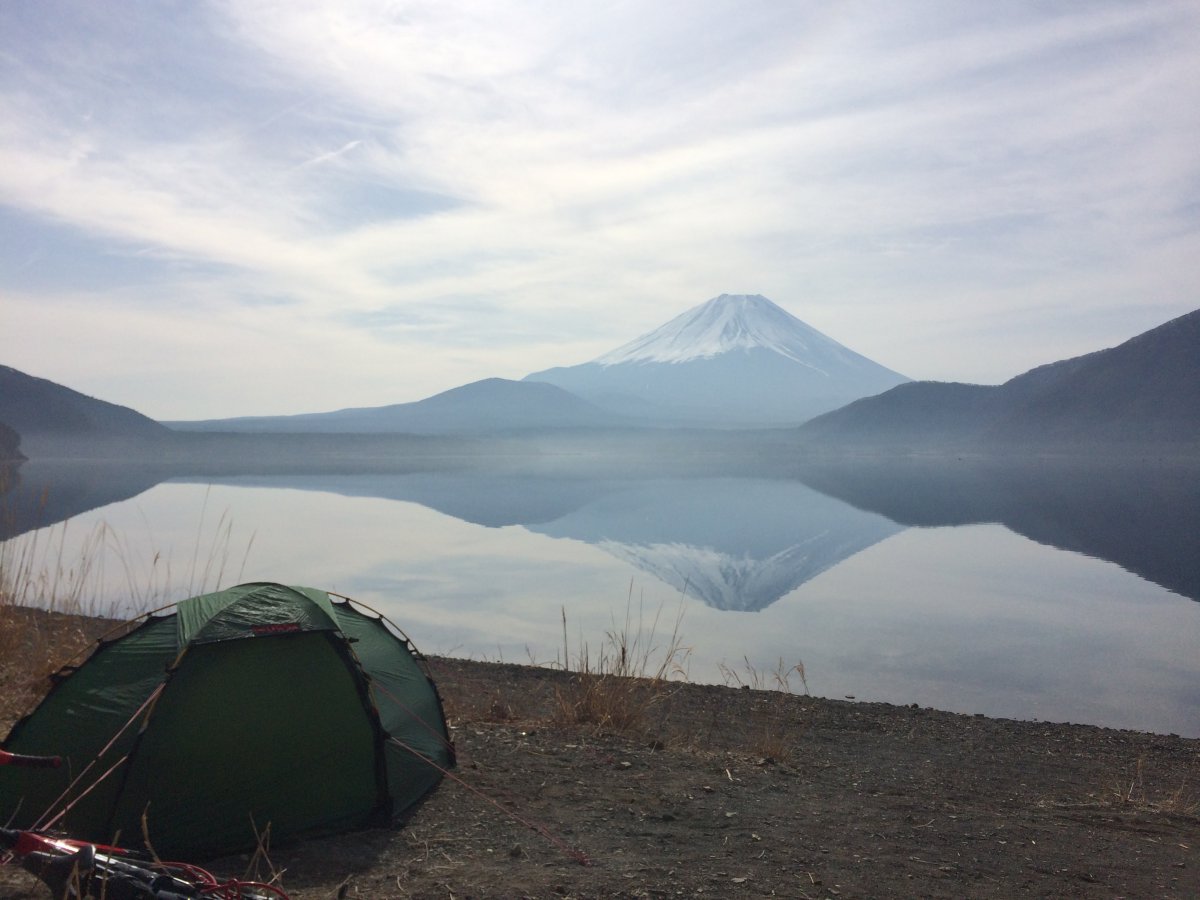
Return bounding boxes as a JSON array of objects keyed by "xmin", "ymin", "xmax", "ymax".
[
  {"xmin": 524, "ymin": 292, "xmax": 909, "ymax": 427},
  {"xmin": 593, "ymin": 294, "xmax": 849, "ymax": 369}
]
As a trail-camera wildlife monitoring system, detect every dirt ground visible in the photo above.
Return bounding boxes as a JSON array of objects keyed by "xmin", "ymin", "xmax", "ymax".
[{"xmin": 3, "ymin": 624, "xmax": 1199, "ymax": 899}]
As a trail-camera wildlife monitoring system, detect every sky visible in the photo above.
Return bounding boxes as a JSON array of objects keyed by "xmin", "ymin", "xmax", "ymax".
[{"xmin": 2, "ymin": 1, "xmax": 1198, "ymax": 420}]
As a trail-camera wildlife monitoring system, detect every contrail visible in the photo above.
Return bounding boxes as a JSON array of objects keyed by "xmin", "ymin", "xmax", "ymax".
[{"xmin": 294, "ymin": 139, "xmax": 364, "ymax": 170}]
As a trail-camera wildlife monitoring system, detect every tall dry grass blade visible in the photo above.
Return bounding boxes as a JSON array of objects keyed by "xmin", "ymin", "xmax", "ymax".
[
  {"xmin": 716, "ymin": 656, "xmax": 809, "ymax": 763},
  {"xmin": 1, "ymin": 506, "xmax": 255, "ymax": 730},
  {"xmin": 550, "ymin": 591, "xmax": 690, "ymax": 737}
]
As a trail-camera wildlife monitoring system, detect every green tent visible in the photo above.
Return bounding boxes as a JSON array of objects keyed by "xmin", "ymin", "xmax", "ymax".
[{"xmin": 0, "ymin": 582, "xmax": 454, "ymax": 858}]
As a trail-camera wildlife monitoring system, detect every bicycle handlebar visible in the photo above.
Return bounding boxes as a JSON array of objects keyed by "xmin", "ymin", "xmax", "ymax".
[
  {"xmin": 1, "ymin": 826, "xmax": 291, "ymax": 899},
  {"xmin": 0, "ymin": 749, "xmax": 62, "ymax": 768}
]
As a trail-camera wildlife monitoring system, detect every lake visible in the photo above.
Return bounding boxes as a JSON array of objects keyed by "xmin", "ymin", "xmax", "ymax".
[{"xmin": 3, "ymin": 451, "xmax": 1198, "ymax": 738}]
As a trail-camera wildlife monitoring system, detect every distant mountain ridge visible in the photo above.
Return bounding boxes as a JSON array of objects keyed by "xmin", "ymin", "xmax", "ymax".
[
  {"xmin": 6, "ymin": 301, "xmax": 1196, "ymax": 457},
  {"xmin": 170, "ymin": 293, "xmax": 910, "ymax": 434},
  {"xmin": 169, "ymin": 378, "xmax": 638, "ymax": 434},
  {"xmin": 0, "ymin": 365, "xmax": 171, "ymax": 456},
  {"xmin": 525, "ymin": 294, "xmax": 910, "ymax": 427},
  {"xmin": 798, "ymin": 307, "xmax": 1200, "ymax": 451}
]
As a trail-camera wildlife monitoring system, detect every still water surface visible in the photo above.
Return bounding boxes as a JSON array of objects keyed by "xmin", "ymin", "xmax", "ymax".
[{"xmin": 4, "ymin": 458, "xmax": 1198, "ymax": 737}]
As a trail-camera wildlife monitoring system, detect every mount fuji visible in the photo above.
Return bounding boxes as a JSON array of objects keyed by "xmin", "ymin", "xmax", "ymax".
[
  {"xmin": 524, "ymin": 294, "xmax": 909, "ymax": 427},
  {"xmin": 163, "ymin": 293, "xmax": 907, "ymax": 436}
]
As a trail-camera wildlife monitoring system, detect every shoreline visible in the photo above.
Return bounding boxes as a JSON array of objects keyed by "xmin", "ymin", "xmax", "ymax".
[
  {"xmin": 3, "ymin": 613, "xmax": 1198, "ymax": 897},
  {"xmin": 278, "ymin": 655, "xmax": 1200, "ymax": 897}
]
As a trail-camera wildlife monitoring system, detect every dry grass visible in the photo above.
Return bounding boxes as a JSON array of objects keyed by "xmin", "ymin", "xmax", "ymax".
[
  {"xmin": 717, "ymin": 656, "xmax": 809, "ymax": 763},
  {"xmin": 0, "ymin": 606, "xmax": 110, "ymax": 732},
  {"xmin": 0, "ymin": 517, "xmax": 114, "ymax": 728},
  {"xmin": 1108, "ymin": 754, "xmax": 1200, "ymax": 815},
  {"xmin": 1, "ymin": 484, "xmax": 254, "ymax": 617},
  {"xmin": 1, "ymin": 525, "xmax": 109, "ymax": 734},
  {"xmin": 548, "ymin": 593, "xmax": 690, "ymax": 738},
  {"xmin": 439, "ymin": 600, "xmax": 810, "ymax": 757},
  {"xmin": 0, "ymin": 507, "xmax": 253, "ymax": 734},
  {"xmin": 0, "ymin": 519, "xmax": 110, "ymax": 617}
]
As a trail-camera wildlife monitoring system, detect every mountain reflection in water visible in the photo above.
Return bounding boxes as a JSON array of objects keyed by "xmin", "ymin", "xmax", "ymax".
[
  {"xmin": 3, "ymin": 456, "xmax": 1197, "ymax": 609},
  {"xmin": 794, "ymin": 459, "xmax": 1200, "ymax": 605},
  {"xmin": 527, "ymin": 479, "xmax": 903, "ymax": 611}
]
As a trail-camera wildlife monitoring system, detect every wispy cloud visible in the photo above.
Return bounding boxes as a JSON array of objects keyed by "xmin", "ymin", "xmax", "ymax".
[
  {"xmin": 1, "ymin": 1, "xmax": 1197, "ymax": 417},
  {"xmin": 294, "ymin": 139, "xmax": 363, "ymax": 170}
]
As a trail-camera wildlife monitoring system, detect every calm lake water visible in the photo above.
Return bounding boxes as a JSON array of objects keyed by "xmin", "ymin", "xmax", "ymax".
[{"xmin": 3, "ymin": 454, "xmax": 1198, "ymax": 738}]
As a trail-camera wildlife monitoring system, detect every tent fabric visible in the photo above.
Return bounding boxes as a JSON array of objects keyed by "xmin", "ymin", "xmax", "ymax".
[
  {"xmin": 330, "ymin": 603, "xmax": 449, "ymax": 808},
  {"xmin": 0, "ymin": 583, "xmax": 454, "ymax": 859},
  {"xmin": 176, "ymin": 582, "xmax": 342, "ymax": 645}
]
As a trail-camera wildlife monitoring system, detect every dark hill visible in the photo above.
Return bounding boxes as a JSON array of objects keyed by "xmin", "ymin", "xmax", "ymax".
[
  {"xmin": 798, "ymin": 308, "xmax": 1200, "ymax": 453},
  {"xmin": 798, "ymin": 381, "xmax": 1004, "ymax": 448},
  {"xmin": 0, "ymin": 421, "xmax": 24, "ymax": 462},
  {"xmin": 996, "ymin": 308, "xmax": 1200, "ymax": 441},
  {"xmin": 0, "ymin": 366, "xmax": 173, "ymax": 458}
]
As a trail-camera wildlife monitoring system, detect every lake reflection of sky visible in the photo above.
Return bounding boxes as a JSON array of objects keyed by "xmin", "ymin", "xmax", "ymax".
[{"xmin": 4, "ymin": 472, "xmax": 1199, "ymax": 739}]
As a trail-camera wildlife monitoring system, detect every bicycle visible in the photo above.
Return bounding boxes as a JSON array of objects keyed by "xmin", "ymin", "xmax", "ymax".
[{"xmin": 2, "ymin": 750, "xmax": 290, "ymax": 899}]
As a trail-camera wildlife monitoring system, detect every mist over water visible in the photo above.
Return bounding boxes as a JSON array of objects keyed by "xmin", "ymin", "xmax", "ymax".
[{"xmin": 3, "ymin": 451, "xmax": 1198, "ymax": 737}]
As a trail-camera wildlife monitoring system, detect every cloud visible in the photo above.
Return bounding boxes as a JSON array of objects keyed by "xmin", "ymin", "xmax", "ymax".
[
  {"xmin": 294, "ymin": 139, "xmax": 363, "ymax": 170},
  {"xmin": 1, "ymin": 0, "xmax": 1198, "ymax": 415}
]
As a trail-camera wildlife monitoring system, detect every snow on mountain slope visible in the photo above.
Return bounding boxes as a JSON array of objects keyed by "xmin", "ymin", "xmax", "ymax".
[
  {"xmin": 596, "ymin": 525, "xmax": 901, "ymax": 612},
  {"xmin": 595, "ymin": 293, "xmax": 869, "ymax": 372},
  {"xmin": 525, "ymin": 294, "xmax": 910, "ymax": 427},
  {"xmin": 529, "ymin": 477, "xmax": 905, "ymax": 612}
]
